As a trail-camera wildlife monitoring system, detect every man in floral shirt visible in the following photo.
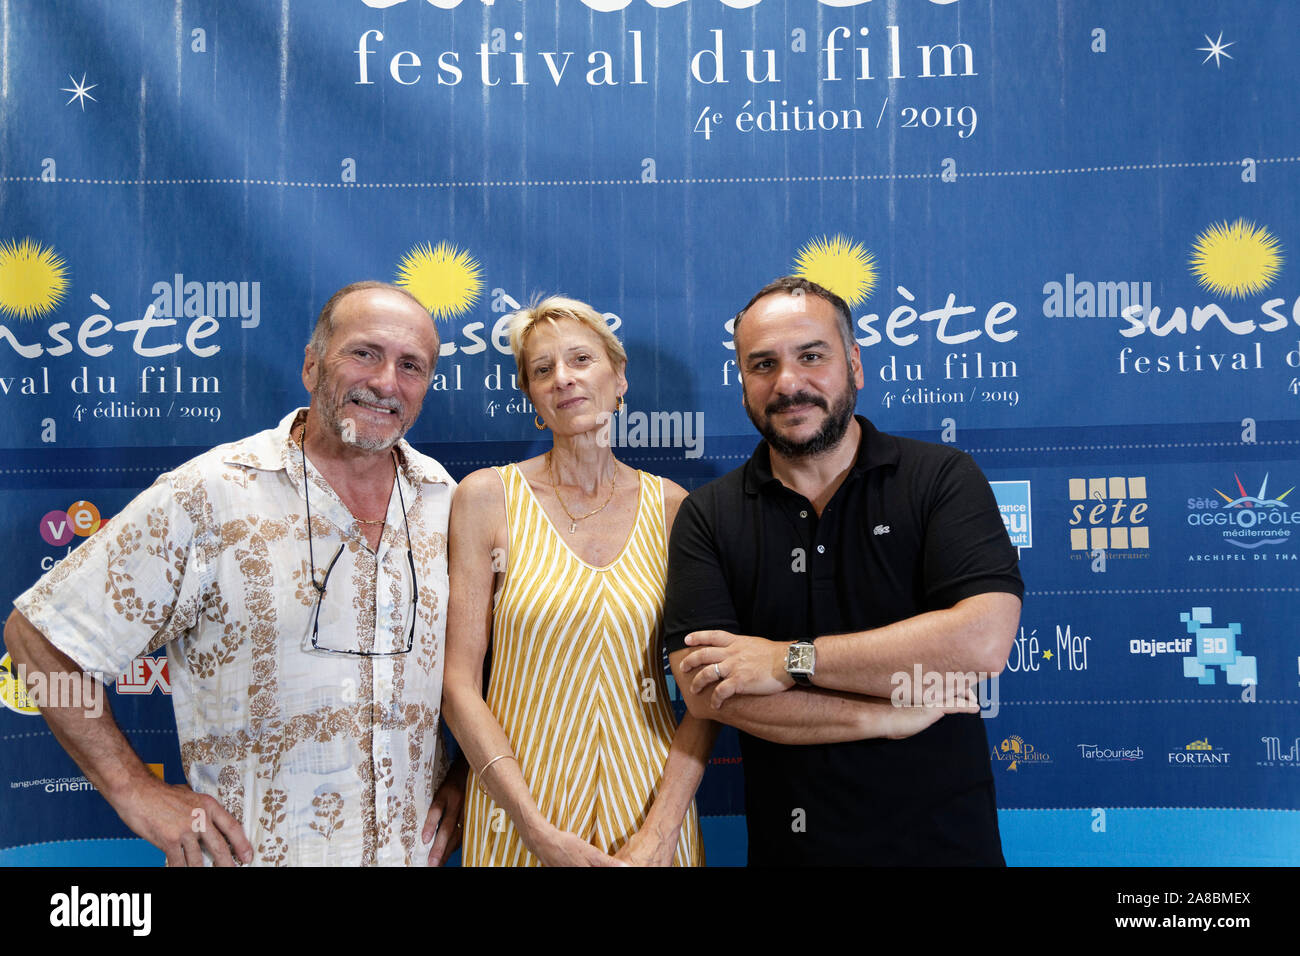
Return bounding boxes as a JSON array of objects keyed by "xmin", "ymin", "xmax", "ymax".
[{"xmin": 5, "ymin": 281, "xmax": 464, "ymax": 865}]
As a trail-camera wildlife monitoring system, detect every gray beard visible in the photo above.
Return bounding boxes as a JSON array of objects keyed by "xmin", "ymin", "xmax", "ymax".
[{"xmin": 315, "ymin": 388, "xmax": 404, "ymax": 453}]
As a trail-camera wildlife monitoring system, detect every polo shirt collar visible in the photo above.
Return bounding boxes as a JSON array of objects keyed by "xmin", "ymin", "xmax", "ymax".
[{"xmin": 742, "ymin": 415, "xmax": 900, "ymax": 494}]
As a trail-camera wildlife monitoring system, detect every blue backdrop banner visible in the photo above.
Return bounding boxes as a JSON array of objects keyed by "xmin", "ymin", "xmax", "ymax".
[{"xmin": 2, "ymin": 0, "xmax": 1297, "ymax": 866}]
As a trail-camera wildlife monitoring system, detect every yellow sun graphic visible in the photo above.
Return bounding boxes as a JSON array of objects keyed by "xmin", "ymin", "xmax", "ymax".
[
  {"xmin": 793, "ymin": 235, "xmax": 877, "ymax": 307},
  {"xmin": 0, "ymin": 237, "xmax": 69, "ymax": 320},
  {"xmin": 1189, "ymin": 219, "xmax": 1282, "ymax": 298},
  {"xmin": 395, "ymin": 241, "xmax": 483, "ymax": 321}
]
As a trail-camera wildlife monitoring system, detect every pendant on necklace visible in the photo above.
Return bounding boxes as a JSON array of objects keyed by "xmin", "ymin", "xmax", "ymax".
[{"xmin": 568, "ymin": 521, "xmax": 578, "ymax": 534}]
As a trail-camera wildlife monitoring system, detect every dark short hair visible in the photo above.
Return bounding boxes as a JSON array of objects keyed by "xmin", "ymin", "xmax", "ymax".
[
  {"xmin": 733, "ymin": 276, "xmax": 854, "ymax": 358},
  {"xmin": 308, "ymin": 281, "xmax": 429, "ymax": 358}
]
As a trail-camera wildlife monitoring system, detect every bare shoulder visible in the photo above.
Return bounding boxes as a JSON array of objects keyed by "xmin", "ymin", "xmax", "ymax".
[
  {"xmin": 657, "ymin": 476, "xmax": 690, "ymax": 531},
  {"xmin": 453, "ymin": 466, "xmax": 507, "ymax": 505},
  {"xmin": 449, "ymin": 468, "xmax": 508, "ymax": 538},
  {"xmin": 660, "ymin": 477, "xmax": 688, "ymax": 508},
  {"xmin": 511, "ymin": 453, "xmax": 547, "ymax": 483}
]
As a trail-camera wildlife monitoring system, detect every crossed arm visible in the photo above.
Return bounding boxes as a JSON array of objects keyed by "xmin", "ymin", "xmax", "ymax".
[
  {"xmin": 664, "ymin": 481, "xmax": 1022, "ymax": 744},
  {"xmin": 669, "ymin": 591, "xmax": 1021, "ymax": 743}
]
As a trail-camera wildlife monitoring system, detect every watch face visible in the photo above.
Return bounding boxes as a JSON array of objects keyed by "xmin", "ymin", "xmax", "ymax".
[{"xmin": 787, "ymin": 644, "xmax": 815, "ymax": 674}]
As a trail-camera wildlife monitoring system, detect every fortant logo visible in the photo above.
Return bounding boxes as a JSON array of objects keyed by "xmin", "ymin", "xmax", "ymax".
[
  {"xmin": 1167, "ymin": 737, "xmax": 1231, "ymax": 765},
  {"xmin": 1186, "ymin": 472, "xmax": 1296, "ymax": 553},
  {"xmin": 990, "ymin": 735, "xmax": 1052, "ymax": 771},
  {"xmin": 38, "ymin": 499, "xmax": 102, "ymax": 546},
  {"xmin": 1068, "ymin": 476, "xmax": 1149, "ymax": 556}
]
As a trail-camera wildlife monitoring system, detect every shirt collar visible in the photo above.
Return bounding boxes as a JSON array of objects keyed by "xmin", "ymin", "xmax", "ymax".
[
  {"xmin": 220, "ymin": 407, "xmax": 453, "ymax": 489},
  {"xmin": 743, "ymin": 415, "xmax": 900, "ymax": 495}
]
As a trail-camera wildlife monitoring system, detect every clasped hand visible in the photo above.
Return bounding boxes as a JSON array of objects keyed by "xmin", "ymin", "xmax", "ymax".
[{"xmin": 680, "ymin": 630, "xmax": 793, "ymax": 708}]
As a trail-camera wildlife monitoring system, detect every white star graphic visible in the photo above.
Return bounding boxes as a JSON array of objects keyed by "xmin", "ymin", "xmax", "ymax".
[
  {"xmin": 60, "ymin": 73, "xmax": 98, "ymax": 110},
  {"xmin": 1197, "ymin": 31, "xmax": 1235, "ymax": 68}
]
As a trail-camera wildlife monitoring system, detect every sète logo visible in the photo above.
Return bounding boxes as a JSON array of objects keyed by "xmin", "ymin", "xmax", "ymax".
[{"xmin": 39, "ymin": 500, "xmax": 102, "ymax": 546}]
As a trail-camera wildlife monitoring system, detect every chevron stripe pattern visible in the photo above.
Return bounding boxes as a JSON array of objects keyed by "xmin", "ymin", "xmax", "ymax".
[{"xmin": 462, "ymin": 464, "xmax": 703, "ymax": 866}]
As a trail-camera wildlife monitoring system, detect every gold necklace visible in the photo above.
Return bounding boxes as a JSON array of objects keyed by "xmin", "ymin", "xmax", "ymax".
[
  {"xmin": 297, "ymin": 420, "xmax": 389, "ymax": 529},
  {"xmin": 548, "ymin": 451, "xmax": 617, "ymax": 534}
]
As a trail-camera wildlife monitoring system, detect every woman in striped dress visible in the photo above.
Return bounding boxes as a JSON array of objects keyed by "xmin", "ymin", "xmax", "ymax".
[{"xmin": 443, "ymin": 296, "xmax": 715, "ymax": 866}]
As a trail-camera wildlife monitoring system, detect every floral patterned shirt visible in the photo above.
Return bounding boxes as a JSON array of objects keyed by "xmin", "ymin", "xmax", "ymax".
[{"xmin": 16, "ymin": 409, "xmax": 454, "ymax": 865}]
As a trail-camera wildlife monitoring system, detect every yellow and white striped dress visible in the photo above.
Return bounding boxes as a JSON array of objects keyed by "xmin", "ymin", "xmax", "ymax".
[{"xmin": 462, "ymin": 463, "xmax": 704, "ymax": 866}]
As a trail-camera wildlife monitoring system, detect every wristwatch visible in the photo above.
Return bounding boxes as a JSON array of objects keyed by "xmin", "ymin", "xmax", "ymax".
[{"xmin": 785, "ymin": 640, "xmax": 817, "ymax": 686}]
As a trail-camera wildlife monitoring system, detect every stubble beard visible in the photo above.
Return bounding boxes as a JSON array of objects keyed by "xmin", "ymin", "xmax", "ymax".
[
  {"xmin": 315, "ymin": 378, "xmax": 406, "ymax": 453},
  {"xmin": 745, "ymin": 373, "xmax": 858, "ymax": 460}
]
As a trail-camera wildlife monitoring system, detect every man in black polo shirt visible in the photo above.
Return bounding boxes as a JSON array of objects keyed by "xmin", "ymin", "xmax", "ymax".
[{"xmin": 664, "ymin": 276, "xmax": 1023, "ymax": 865}]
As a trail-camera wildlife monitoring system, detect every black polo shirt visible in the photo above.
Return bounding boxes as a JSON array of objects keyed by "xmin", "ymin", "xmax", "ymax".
[{"xmin": 664, "ymin": 417, "xmax": 1023, "ymax": 865}]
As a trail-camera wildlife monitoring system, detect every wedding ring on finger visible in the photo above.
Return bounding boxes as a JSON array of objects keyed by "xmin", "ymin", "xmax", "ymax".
[{"xmin": 714, "ymin": 663, "xmax": 722, "ymax": 682}]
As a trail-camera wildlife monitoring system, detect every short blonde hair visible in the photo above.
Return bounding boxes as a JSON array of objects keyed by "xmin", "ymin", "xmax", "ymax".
[{"xmin": 508, "ymin": 295, "xmax": 627, "ymax": 394}]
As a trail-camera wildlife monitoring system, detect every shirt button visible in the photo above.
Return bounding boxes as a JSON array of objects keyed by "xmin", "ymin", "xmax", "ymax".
[
  {"xmin": 816, "ymin": 545, "xmax": 826, "ymax": 554},
  {"xmin": 800, "ymin": 510, "xmax": 808, "ymax": 518}
]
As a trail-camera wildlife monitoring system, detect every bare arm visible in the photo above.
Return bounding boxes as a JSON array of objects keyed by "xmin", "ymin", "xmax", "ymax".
[
  {"xmin": 611, "ymin": 481, "xmax": 719, "ymax": 866},
  {"xmin": 616, "ymin": 711, "xmax": 718, "ymax": 865},
  {"xmin": 3, "ymin": 609, "xmax": 252, "ymax": 866},
  {"xmin": 663, "ymin": 486, "xmax": 964, "ymax": 745},
  {"xmin": 440, "ymin": 469, "xmax": 621, "ymax": 867},
  {"xmin": 669, "ymin": 646, "xmax": 950, "ymax": 744},
  {"xmin": 813, "ymin": 591, "xmax": 1020, "ymax": 695},
  {"xmin": 679, "ymin": 592, "xmax": 1022, "ymax": 708}
]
